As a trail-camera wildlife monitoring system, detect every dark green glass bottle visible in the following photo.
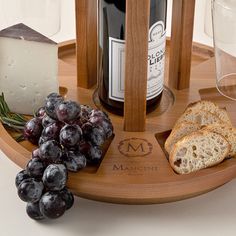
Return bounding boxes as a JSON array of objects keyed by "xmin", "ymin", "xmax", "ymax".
[{"xmin": 98, "ymin": 0, "xmax": 167, "ymax": 115}]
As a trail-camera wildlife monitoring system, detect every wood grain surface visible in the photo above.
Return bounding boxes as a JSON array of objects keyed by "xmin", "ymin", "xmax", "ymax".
[
  {"xmin": 124, "ymin": 0, "xmax": 150, "ymax": 132},
  {"xmin": 1, "ymin": 40, "xmax": 236, "ymax": 204},
  {"xmin": 75, "ymin": 0, "xmax": 97, "ymax": 88},
  {"xmin": 169, "ymin": 0, "xmax": 196, "ymax": 90}
]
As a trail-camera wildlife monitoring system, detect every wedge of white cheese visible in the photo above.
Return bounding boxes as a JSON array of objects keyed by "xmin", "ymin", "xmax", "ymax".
[{"xmin": 0, "ymin": 23, "xmax": 59, "ymax": 115}]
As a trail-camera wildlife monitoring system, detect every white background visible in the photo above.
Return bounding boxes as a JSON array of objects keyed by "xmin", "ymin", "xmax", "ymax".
[
  {"xmin": 2, "ymin": 1, "xmax": 236, "ymax": 236},
  {"xmin": 54, "ymin": 0, "xmax": 214, "ymax": 46},
  {"xmin": 0, "ymin": 0, "xmax": 213, "ymax": 46}
]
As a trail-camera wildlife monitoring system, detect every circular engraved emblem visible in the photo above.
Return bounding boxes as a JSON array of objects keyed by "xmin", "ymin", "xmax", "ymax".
[{"xmin": 118, "ymin": 138, "xmax": 153, "ymax": 157}]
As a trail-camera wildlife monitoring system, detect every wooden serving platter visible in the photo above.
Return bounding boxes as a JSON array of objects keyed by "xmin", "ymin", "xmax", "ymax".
[{"xmin": 1, "ymin": 40, "xmax": 236, "ymax": 204}]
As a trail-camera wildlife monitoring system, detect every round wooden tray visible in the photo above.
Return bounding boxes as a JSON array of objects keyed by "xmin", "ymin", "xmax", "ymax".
[{"xmin": 1, "ymin": 40, "xmax": 236, "ymax": 204}]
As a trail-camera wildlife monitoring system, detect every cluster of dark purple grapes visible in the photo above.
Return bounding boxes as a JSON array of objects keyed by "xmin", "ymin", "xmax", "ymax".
[{"xmin": 15, "ymin": 93, "xmax": 113, "ymax": 220}]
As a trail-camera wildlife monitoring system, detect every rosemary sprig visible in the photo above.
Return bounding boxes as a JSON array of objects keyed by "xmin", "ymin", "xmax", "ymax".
[
  {"xmin": 14, "ymin": 134, "xmax": 26, "ymax": 142},
  {"xmin": 0, "ymin": 93, "xmax": 28, "ymax": 141}
]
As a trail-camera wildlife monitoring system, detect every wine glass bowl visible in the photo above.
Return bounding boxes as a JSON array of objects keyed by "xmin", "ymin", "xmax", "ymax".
[
  {"xmin": 0, "ymin": 0, "xmax": 61, "ymax": 37},
  {"xmin": 212, "ymin": 0, "xmax": 236, "ymax": 100}
]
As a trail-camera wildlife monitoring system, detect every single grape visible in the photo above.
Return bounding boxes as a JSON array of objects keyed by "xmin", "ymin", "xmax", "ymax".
[
  {"xmin": 42, "ymin": 115, "xmax": 57, "ymax": 128},
  {"xmin": 82, "ymin": 123, "xmax": 106, "ymax": 146},
  {"xmin": 56, "ymin": 100, "xmax": 81, "ymax": 123},
  {"xmin": 26, "ymin": 202, "xmax": 45, "ymax": 220},
  {"xmin": 63, "ymin": 150, "xmax": 86, "ymax": 172},
  {"xmin": 35, "ymin": 107, "xmax": 46, "ymax": 120},
  {"xmin": 45, "ymin": 93, "xmax": 63, "ymax": 119},
  {"xmin": 90, "ymin": 109, "xmax": 108, "ymax": 119},
  {"xmin": 26, "ymin": 158, "xmax": 45, "ymax": 179},
  {"xmin": 39, "ymin": 191, "xmax": 66, "ymax": 219},
  {"xmin": 89, "ymin": 116, "xmax": 113, "ymax": 139},
  {"xmin": 17, "ymin": 179, "xmax": 44, "ymax": 203},
  {"xmin": 39, "ymin": 140, "xmax": 62, "ymax": 164},
  {"xmin": 23, "ymin": 118, "xmax": 43, "ymax": 145},
  {"xmin": 91, "ymin": 126, "xmax": 106, "ymax": 146},
  {"xmin": 81, "ymin": 122, "xmax": 93, "ymax": 138},
  {"xmin": 59, "ymin": 124, "xmax": 82, "ymax": 147},
  {"xmin": 59, "ymin": 188, "xmax": 74, "ymax": 210},
  {"xmin": 42, "ymin": 164, "xmax": 67, "ymax": 191},
  {"xmin": 87, "ymin": 145, "xmax": 103, "ymax": 165},
  {"xmin": 15, "ymin": 170, "xmax": 30, "ymax": 188},
  {"xmin": 41, "ymin": 122, "xmax": 63, "ymax": 142},
  {"xmin": 102, "ymin": 120, "xmax": 114, "ymax": 139}
]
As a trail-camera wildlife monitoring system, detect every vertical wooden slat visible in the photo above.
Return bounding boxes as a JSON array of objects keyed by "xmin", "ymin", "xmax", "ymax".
[
  {"xmin": 75, "ymin": 0, "xmax": 97, "ymax": 88},
  {"xmin": 124, "ymin": 0, "xmax": 150, "ymax": 132},
  {"xmin": 169, "ymin": 0, "xmax": 195, "ymax": 90}
]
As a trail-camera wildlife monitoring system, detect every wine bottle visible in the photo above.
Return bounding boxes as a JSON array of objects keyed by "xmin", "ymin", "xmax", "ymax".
[{"xmin": 98, "ymin": 0, "xmax": 167, "ymax": 115}]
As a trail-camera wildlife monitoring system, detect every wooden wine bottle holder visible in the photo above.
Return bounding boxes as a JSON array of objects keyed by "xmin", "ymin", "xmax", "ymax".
[{"xmin": 1, "ymin": 0, "xmax": 236, "ymax": 204}]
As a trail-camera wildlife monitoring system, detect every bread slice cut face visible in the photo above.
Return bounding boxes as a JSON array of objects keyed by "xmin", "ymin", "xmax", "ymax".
[
  {"xmin": 169, "ymin": 130, "xmax": 230, "ymax": 174},
  {"xmin": 202, "ymin": 124, "xmax": 236, "ymax": 157}
]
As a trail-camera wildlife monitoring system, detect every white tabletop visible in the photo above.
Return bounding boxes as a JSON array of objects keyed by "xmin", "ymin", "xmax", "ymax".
[{"xmin": 1, "ymin": 149, "xmax": 236, "ymax": 236}]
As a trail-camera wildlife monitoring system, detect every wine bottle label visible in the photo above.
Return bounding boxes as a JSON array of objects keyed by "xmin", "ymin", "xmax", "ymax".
[{"xmin": 109, "ymin": 21, "xmax": 166, "ymax": 102}]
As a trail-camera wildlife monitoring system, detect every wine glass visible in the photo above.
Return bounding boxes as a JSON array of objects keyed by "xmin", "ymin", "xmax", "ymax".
[
  {"xmin": 212, "ymin": 0, "xmax": 236, "ymax": 100},
  {"xmin": 0, "ymin": 0, "xmax": 61, "ymax": 37}
]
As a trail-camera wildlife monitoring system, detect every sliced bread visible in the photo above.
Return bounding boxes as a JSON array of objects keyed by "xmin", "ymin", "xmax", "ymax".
[
  {"xmin": 169, "ymin": 130, "xmax": 230, "ymax": 174},
  {"xmin": 174, "ymin": 109, "xmax": 223, "ymax": 127},
  {"xmin": 202, "ymin": 124, "xmax": 236, "ymax": 157},
  {"xmin": 185, "ymin": 100, "xmax": 232, "ymax": 125},
  {"xmin": 165, "ymin": 121, "xmax": 201, "ymax": 154}
]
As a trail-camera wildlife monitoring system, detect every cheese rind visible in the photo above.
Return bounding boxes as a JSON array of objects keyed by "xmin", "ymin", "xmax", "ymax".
[{"xmin": 0, "ymin": 23, "xmax": 57, "ymax": 45}]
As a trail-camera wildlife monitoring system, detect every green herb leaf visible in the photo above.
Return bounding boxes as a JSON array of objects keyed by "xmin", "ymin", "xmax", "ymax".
[
  {"xmin": 14, "ymin": 134, "xmax": 25, "ymax": 142},
  {"xmin": 0, "ymin": 93, "xmax": 28, "ymax": 141}
]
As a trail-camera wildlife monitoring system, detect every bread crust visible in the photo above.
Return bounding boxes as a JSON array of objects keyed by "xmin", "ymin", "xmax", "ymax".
[
  {"xmin": 165, "ymin": 121, "xmax": 201, "ymax": 154},
  {"xmin": 184, "ymin": 100, "xmax": 232, "ymax": 125},
  {"xmin": 175, "ymin": 109, "xmax": 224, "ymax": 128}
]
